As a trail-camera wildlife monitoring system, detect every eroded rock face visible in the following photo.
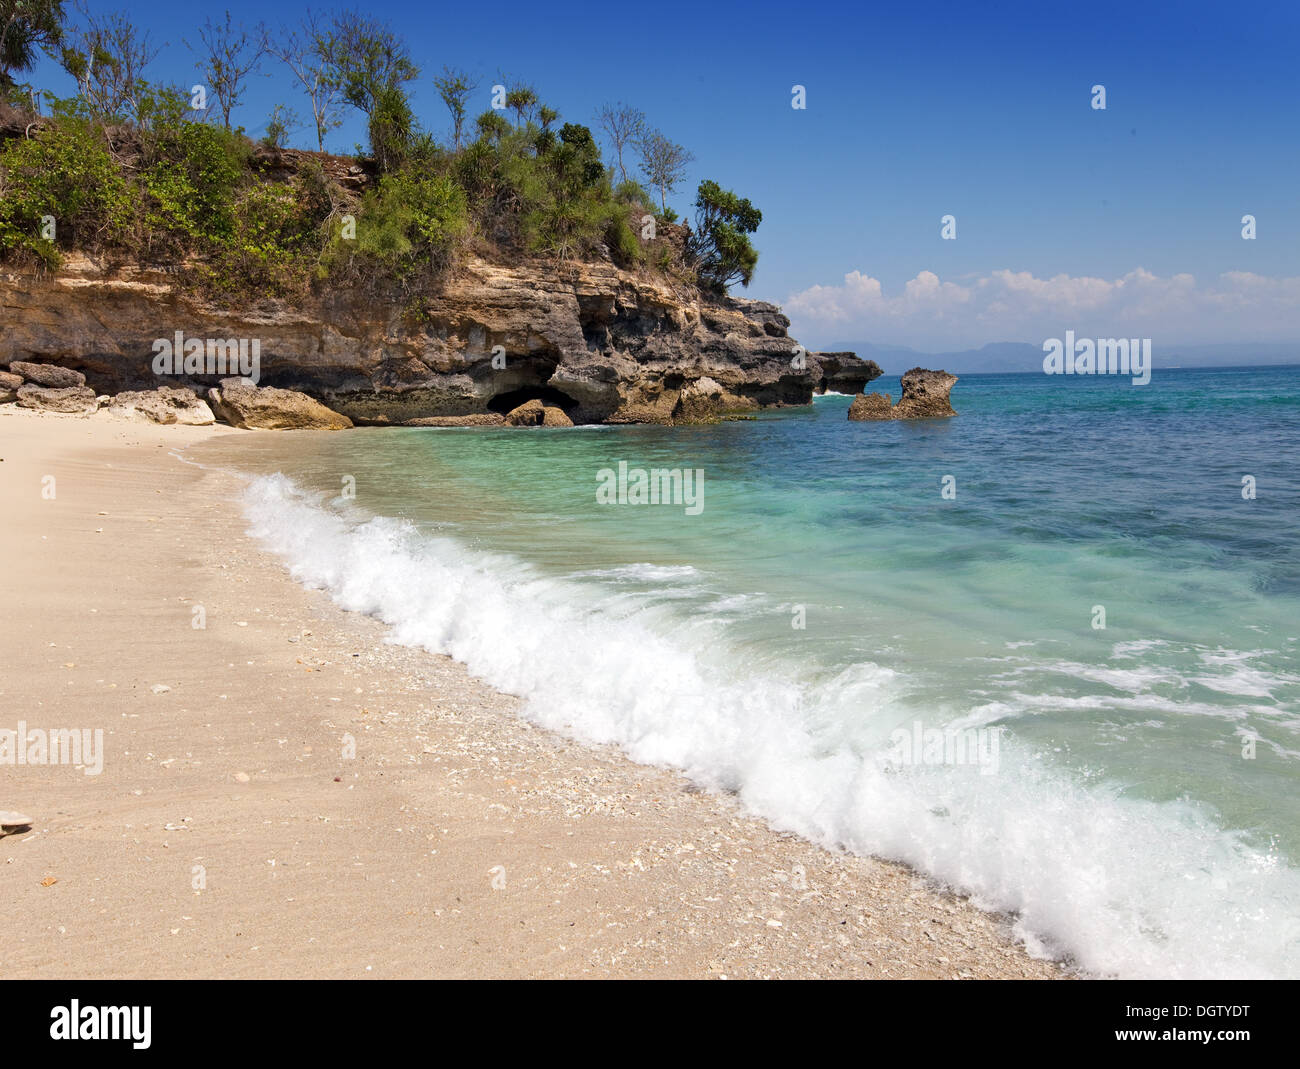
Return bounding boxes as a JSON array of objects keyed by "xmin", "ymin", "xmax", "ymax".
[
  {"xmin": 0, "ymin": 256, "xmax": 882, "ymax": 425},
  {"xmin": 848, "ymin": 368, "xmax": 958, "ymax": 421},
  {"xmin": 847, "ymin": 392, "xmax": 895, "ymax": 421},
  {"xmin": 109, "ymin": 386, "xmax": 215, "ymax": 425},
  {"xmin": 16, "ymin": 384, "xmax": 98, "ymax": 413},
  {"xmin": 207, "ymin": 378, "xmax": 353, "ymax": 430},
  {"xmin": 894, "ymin": 368, "xmax": 958, "ymax": 418}
]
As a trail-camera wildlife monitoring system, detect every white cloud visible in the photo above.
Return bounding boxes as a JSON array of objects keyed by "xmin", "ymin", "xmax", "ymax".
[{"xmin": 784, "ymin": 267, "xmax": 1300, "ymax": 350}]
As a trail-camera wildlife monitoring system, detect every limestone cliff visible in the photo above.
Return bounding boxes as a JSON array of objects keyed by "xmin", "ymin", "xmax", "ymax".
[{"xmin": 0, "ymin": 254, "xmax": 880, "ymax": 426}]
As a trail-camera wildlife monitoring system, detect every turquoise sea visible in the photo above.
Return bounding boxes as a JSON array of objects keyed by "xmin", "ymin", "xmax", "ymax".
[{"xmin": 191, "ymin": 365, "xmax": 1300, "ymax": 978}]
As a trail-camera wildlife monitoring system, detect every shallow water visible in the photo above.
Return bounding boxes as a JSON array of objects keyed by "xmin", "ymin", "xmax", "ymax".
[{"xmin": 190, "ymin": 365, "xmax": 1300, "ymax": 978}]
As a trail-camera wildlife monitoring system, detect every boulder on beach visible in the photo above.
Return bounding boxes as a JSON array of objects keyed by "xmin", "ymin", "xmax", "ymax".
[
  {"xmin": 9, "ymin": 361, "xmax": 86, "ymax": 389},
  {"xmin": 207, "ymin": 378, "xmax": 353, "ymax": 430},
  {"xmin": 16, "ymin": 384, "xmax": 99, "ymax": 414},
  {"xmin": 848, "ymin": 367, "xmax": 958, "ymax": 421},
  {"xmin": 109, "ymin": 386, "xmax": 216, "ymax": 425}
]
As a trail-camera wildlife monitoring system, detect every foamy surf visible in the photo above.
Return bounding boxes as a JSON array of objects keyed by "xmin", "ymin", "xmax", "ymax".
[{"xmin": 241, "ymin": 472, "xmax": 1300, "ymax": 978}]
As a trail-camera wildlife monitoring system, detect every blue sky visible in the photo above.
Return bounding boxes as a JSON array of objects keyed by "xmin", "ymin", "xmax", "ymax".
[{"xmin": 27, "ymin": 0, "xmax": 1300, "ymax": 350}]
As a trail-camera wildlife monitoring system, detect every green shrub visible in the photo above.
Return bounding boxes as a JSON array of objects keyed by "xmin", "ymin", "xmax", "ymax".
[
  {"xmin": 202, "ymin": 179, "xmax": 329, "ymax": 297},
  {"xmin": 0, "ymin": 118, "xmax": 133, "ymax": 265},
  {"xmin": 324, "ymin": 166, "xmax": 467, "ymax": 280},
  {"xmin": 141, "ymin": 120, "xmax": 248, "ymax": 251}
]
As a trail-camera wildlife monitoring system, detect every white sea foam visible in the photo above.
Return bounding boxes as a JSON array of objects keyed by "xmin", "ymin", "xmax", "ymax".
[
  {"xmin": 241, "ymin": 473, "xmax": 1300, "ymax": 979},
  {"xmin": 570, "ymin": 563, "xmax": 703, "ymax": 583}
]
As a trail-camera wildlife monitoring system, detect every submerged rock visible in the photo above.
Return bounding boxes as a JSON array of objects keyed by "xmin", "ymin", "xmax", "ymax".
[
  {"xmin": 848, "ymin": 368, "xmax": 958, "ymax": 421},
  {"xmin": 403, "ymin": 413, "xmax": 506, "ymax": 427},
  {"xmin": 207, "ymin": 378, "xmax": 353, "ymax": 430}
]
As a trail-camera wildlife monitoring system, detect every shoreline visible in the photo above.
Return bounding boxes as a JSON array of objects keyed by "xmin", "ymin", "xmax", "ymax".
[{"xmin": 0, "ymin": 406, "xmax": 1065, "ymax": 979}]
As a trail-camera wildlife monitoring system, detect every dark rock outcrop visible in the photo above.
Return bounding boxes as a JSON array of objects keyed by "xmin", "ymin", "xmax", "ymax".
[
  {"xmin": 814, "ymin": 352, "xmax": 879, "ymax": 396},
  {"xmin": 0, "ymin": 255, "xmax": 881, "ymax": 426},
  {"xmin": 848, "ymin": 368, "xmax": 958, "ymax": 421},
  {"xmin": 207, "ymin": 378, "xmax": 353, "ymax": 430}
]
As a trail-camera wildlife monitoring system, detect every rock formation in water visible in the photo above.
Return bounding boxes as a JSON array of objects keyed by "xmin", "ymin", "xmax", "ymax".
[{"xmin": 848, "ymin": 368, "xmax": 958, "ymax": 421}]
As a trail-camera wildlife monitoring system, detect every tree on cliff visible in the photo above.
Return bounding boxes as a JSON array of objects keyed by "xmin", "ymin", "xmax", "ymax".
[
  {"xmin": 0, "ymin": 0, "xmax": 64, "ymax": 91},
  {"xmin": 434, "ymin": 66, "xmax": 476, "ymax": 150},
  {"xmin": 266, "ymin": 13, "xmax": 342, "ymax": 152},
  {"xmin": 367, "ymin": 82, "xmax": 412, "ymax": 173},
  {"xmin": 637, "ymin": 128, "xmax": 693, "ymax": 213},
  {"xmin": 687, "ymin": 179, "xmax": 761, "ymax": 293},
  {"xmin": 59, "ymin": 4, "xmax": 159, "ymax": 122},
  {"xmin": 324, "ymin": 10, "xmax": 417, "ymax": 119},
  {"xmin": 190, "ymin": 11, "xmax": 264, "ymax": 131},
  {"xmin": 596, "ymin": 103, "xmax": 644, "ymax": 184},
  {"xmin": 504, "ymin": 84, "xmax": 538, "ymax": 126},
  {"xmin": 60, "ymin": 3, "xmax": 158, "ymax": 121}
]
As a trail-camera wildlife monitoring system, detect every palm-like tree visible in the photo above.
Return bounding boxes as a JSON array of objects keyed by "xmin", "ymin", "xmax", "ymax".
[{"xmin": 0, "ymin": 0, "xmax": 65, "ymax": 91}]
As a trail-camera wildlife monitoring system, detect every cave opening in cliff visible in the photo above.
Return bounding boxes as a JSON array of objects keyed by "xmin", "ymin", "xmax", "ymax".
[{"xmin": 486, "ymin": 385, "xmax": 580, "ymax": 417}]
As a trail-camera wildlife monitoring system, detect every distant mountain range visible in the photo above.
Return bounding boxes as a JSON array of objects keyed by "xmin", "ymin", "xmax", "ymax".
[{"xmin": 829, "ymin": 341, "xmax": 1300, "ymax": 375}]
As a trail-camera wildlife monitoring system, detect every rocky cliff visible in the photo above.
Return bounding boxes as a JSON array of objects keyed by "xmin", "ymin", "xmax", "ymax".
[{"xmin": 0, "ymin": 254, "xmax": 880, "ymax": 426}]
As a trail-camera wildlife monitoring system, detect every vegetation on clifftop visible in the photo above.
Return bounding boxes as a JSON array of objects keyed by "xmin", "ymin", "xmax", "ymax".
[{"xmin": 0, "ymin": 2, "xmax": 763, "ymax": 303}]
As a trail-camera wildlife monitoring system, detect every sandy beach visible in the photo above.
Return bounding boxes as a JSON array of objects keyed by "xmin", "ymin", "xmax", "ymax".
[{"xmin": 0, "ymin": 406, "xmax": 1062, "ymax": 979}]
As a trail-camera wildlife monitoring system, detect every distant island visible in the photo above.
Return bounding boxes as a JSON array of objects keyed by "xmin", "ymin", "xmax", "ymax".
[{"xmin": 831, "ymin": 339, "xmax": 1300, "ymax": 375}]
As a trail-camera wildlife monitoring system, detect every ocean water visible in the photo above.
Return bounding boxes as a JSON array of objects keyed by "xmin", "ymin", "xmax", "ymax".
[{"xmin": 189, "ymin": 365, "xmax": 1300, "ymax": 978}]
